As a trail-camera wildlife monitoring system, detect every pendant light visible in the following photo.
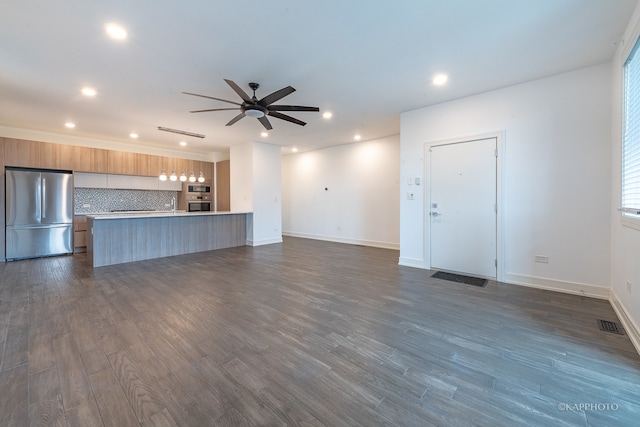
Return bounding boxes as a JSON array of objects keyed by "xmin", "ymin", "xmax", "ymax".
[
  {"xmin": 189, "ymin": 171, "xmax": 196, "ymax": 182},
  {"xmin": 159, "ymin": 169, "xmax": 167, "ymax": 181},
  {"xmin": 179, "ymin": 170, "xmax": 187, "ymax": 182},
  {"xmin": 198, "ymin": 171, "xmax": 205, "ymax": 182},
  {"xmin": 169, "ymin": 170, "xmax": 177, "ymax": 181}
]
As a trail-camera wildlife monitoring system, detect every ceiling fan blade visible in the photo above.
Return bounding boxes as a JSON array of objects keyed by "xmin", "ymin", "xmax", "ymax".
[
  {"xmin": 190, "ymin": 107, "xmax": 241, "ymax": 113},
  {"xmin": 182, "ymin": 92, "xmax": 241, "ymax": 106},
  {"xmin": 226, "ymin": 112, "xmax": 246, "ymax": 126},
  {"xmin": 259, "ymin": 86, "xmax": 295, "ymax": 106},
  {"xmin": 268, "ymin": 105, "xmax": 320, "ymax": 112},
  {"xmin": 268, "ymin": 111, "xmax": 307, "ymax": 126},
  {"xmin": 224, "ymin": 79, "xmax": 252, "ymax": 103},
  {"xmin": 258, "ymin": 116, "xmax": 273, "ymax": 130}
]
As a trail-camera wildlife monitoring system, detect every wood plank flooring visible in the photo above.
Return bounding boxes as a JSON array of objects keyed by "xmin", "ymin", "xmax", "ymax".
[{"xmin": 1, "ymin": 237, "xmax": 639, "ymax": 426}]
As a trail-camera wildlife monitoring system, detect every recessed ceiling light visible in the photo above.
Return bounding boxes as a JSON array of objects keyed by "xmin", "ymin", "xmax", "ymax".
[
  {"xmin": 65, "ymin": 122, "xmax": 76, "ymax": 129},
  {"xmin": 354, "ymin": 134, "xmax": 361, "ymax": 141},
  {"xmin": 81, "ymin": 87, "xmax": 97, "ymax": 97},
  {"xmin": 322, "ymin": 112, "xmax": 333, "ymax": 119},
  {"xmin": 129, "ymin": 133, "xmax": 138, "ymax": 139},
  {"xmin": 179, "ymin": 141, "xmax": 187, "ymax": 146},
  {"xmin": 105, "ymin": 23, "xmax": 127, "ymax": 40},
  {"xmin": 292, "ymin": 147, "xmax": 298, "ymax": 153},
  {"xmin": 261, "ymin": 132, "xmax": 268, "ymax": 137},
  {"xmin": 433, "ymin": 73, "xmax": 448, "ymax": 86}
]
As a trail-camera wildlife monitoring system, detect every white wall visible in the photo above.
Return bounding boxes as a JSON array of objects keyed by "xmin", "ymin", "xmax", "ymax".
[
  {"xmin": 230, "ymin": 142, "xmax": 253, "ymax": 213},
  {"xmin": 230, "ymin": 141, "xmax": 282, "ymax": 246},
  {"xmin": 282, "ymin": 135, "xmax": 400, "ymax": 249},
  {"xmin": 400, "ymin": 63, "xmax": 612, "ymax": 297},
  {"xmin": 610, "ymin": 1, "xmax": 640, "ymax": 352},
  {"xmin": 251, "ymin": 142, "xmax": 282, "ymax": 246}
]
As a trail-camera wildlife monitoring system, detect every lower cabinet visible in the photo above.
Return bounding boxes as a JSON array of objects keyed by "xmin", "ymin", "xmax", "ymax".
[{"xmin": 74, "ymin": 215, "xmax": 87, "ymax": 253}]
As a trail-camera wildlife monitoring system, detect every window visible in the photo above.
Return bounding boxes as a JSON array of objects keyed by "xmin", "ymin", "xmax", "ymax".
[{"xmin": 622, "ymin": 36, "xmax": 640, "ymax": 222}]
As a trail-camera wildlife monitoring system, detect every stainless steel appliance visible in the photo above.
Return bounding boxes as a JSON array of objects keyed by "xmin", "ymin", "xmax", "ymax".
[
  {"xmin": 183, "ymin": 181, "xmax": 212, "ymax": 212},
  {"xmin": 5, "ymin": 168, "xmax": 73, "ymax": 260},
  {"xmin": 186, "ymin": 196, "xmax": 212, "ymax": 212},
  {"xmin": 186, "ymin": 182, "xmax": 211, "ymax": 195}
]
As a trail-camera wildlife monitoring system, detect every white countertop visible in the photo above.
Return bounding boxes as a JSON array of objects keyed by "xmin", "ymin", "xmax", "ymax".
[{"xmin": 86, "ymin": 211, "xmax": 250, "ymax": 220}]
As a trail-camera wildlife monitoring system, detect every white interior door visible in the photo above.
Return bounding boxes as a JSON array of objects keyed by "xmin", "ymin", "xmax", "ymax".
[{"xmin": 429, "ymin": 138, "xmax": 497, "ymax": 278}]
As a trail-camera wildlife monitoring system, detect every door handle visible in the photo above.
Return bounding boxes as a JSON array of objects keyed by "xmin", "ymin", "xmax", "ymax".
[
  {"xmin": 431, "ymin": 211, "xmax": 442, "ymax": 217},
  {"xmin": 35, "ymin": 178, "xmax": 42, "ymax": 220},
  {"xmin": 42, "ymin": 178, "xmax": 46, "ymax": 219}
]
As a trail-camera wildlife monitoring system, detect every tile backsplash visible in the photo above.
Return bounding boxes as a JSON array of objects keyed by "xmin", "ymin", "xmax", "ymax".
[{"xmin": 74, "ymin": 188, "xmax": 178, "ymax": 213}]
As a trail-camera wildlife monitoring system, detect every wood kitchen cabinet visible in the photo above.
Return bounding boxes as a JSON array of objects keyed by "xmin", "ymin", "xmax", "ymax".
[
  {"xmin": 200, "ymin": 161, "xmax": 214, "ymax": 182},
  {"xmin": 108, "ymin": 151, "xmax": 137, "ymax": 175},
  {"xmin": 161, "ymin": 157, "xmax": 192, "ymax": 179},
  {"xmin": 3, "ymin": 136, "xmax": 213, "ymax": 180},
  {"xmin": 148, "ymin": 154, "xmax": 163, "ymax": 178},
  {"xmin": 4, "ymin": 139, "xmax": 74, "ymax": 170},
  {"xmin": 216, "ymin": 160, "xmax": 230, "ymax": 211},
  {"xmin": 73, "ymin": 146, "xmax": 109, "ymax": 173},
  {"xmin": 43, "ymin": 141, "xmax": 74, "ymax": 169},
  {"xmin": 180, "ymin": 160, "xmax": 211, "ymax": 182},
  {"xmin": 4, "ymin": 139, "xmax": 41, "ymax": 167},
  {"xmin": 74, "ymin": 215, "xmax": 88, "ymax": 253}
]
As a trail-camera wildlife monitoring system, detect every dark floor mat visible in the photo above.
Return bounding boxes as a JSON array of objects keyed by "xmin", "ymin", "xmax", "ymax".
[{"xmin": 431, "ymin": 271, "xmax": 487, "ymax": 287}]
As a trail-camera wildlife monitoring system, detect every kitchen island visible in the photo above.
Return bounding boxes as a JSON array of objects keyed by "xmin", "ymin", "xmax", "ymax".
[{"xmin": 86, "ymin": 211, "xmax": 250, "ymax": 267}]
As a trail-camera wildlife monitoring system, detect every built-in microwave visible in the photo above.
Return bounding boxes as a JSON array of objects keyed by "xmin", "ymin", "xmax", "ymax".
[{"xmin": 186, "ymin": 183, "xmax": 211, "ymax": 195}]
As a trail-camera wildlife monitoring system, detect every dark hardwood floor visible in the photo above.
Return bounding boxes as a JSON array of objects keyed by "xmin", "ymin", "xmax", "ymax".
[{"xmin": 1, "ymin": 237, "xmax": 639, "ymax": 426}]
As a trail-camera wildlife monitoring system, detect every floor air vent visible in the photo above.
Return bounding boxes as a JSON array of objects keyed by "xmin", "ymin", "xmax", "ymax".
[
  {"xmin": 597, "ymin": 319, "xmax": 625, "ymax": 335},
  {"xmin": 431, "ymin": 271, "xmax": 487, "ymax": 287}
]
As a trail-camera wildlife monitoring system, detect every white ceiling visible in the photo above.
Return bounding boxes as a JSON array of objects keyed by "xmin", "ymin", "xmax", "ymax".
[{"xmin": 0, "ymin": 0, "xmax": 637, "ymax": 156}]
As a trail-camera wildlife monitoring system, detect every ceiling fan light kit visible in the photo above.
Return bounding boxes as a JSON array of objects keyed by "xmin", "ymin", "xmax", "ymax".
[
  {"xmin": 184, "ymin": 79, "xmax": 320, "ymax": 130},
  {"xmin": 245, "ymin": 108, "xmax": 265, "ymax": 118}
]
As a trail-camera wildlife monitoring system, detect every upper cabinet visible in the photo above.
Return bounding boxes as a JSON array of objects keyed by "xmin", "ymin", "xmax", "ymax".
[
  {"xmin": 74, "ymin": 172, "xmax": 108, "ymax": 188},
  {"xmin": 200, "ymin": 161, "xmax": 214, "ymax": 182},
  {"xmin": 108, "ymin": 151, "xmax": 164, "ymax": 176},
  {"xmin": 74, "ymin": 172, "xmax": 183, "ymax": 191},
  {"xmin": 4, "ymin": 139, "xmax": 73, "ymax": 170},
  {"xmin": 73, "ymin": 146, "xmax": 109, "ymax": 173},
  {"xmin": 3, "ymin": 137, "xmax": 214, "ymax": 182}
]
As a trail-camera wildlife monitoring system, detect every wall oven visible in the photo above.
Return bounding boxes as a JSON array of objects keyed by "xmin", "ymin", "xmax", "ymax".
[
  {"xmin": 187, "ymin": 200, "xmax": 211, "ymax": 212},
  {"xmin": 184, "ymin": 181, "xmax": 212, "ymax": 212},
  {"xmin": 185, "ymin": 193, "xmax": 212, "ymax": 212}
]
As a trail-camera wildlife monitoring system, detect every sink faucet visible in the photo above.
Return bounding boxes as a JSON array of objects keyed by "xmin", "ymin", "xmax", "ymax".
[{"xmin": 171, "ymin": 196, "xmax": 176, "ymax": 213}]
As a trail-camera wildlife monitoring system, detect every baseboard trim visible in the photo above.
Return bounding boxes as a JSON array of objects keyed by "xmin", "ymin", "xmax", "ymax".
[
  {"xmin": 503, "ymin": 273, "xmax": 609, "ymax": 299},
  {"xmin": 282, "ymin": 231, "xmax": 399, "ymax": 250},
  {"xmin": 398, "ymin": 257, "xmax": 426, "ymax": 269},
  {"xmin": 247, "ymin": 237, "xmax": 283, "ymax": 247},
  {"xmin": 609, "ymin": 290, "xmax": 640, "ymax": 356}
]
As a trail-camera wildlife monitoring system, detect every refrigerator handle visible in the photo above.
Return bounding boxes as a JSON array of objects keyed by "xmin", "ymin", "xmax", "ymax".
[
  {"xmin": 35, "ymin": 177, "xmax": 42, "ymax": 220},
  {"xmin": 42, "ymin": 177, "xmax": 46, "ymax": 219}
]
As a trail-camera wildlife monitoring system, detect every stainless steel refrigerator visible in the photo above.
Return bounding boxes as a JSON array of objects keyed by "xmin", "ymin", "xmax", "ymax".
[{"xmin": 5, "ymin": 168, "xmax": 73, "ymax": 260}]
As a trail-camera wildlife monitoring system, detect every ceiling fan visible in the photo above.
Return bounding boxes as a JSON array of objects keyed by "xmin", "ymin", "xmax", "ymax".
[{"xmin": 183, "ymin": 79, "xmax": 320, "ymax": 130}]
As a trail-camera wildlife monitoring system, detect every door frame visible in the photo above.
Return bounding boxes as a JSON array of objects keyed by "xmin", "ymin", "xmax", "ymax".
[{"xmin": 424, "ymin": 131, "xmax": 505, "ymax": 282}]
